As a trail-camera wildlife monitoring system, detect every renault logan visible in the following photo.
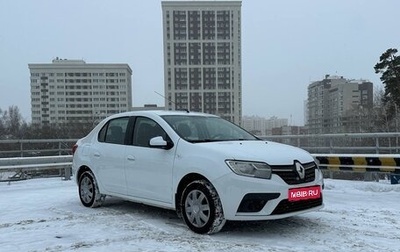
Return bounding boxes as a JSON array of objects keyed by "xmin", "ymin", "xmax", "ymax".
[{"xmin": 72, "ymin": 110, "xmax": 324, "ymax": 234}]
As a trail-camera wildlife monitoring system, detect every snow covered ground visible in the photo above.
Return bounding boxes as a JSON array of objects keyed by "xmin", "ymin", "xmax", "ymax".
[{"xmin": 0, "ymin": 177, "xmax": 399, "ymax": 252}]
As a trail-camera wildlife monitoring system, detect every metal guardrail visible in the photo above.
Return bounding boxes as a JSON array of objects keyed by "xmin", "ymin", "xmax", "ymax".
[
  {"xmin": 312, "ymin": 154, "xmax": 400, "ymax": 172},
  {"xmin": 1, "ymin": 153, "xmax": 400, "ymax": 183},
  {"xmin": 260, "ymin": 132, "xmax": 400, "ymax": 154},
  {"xmin": 1, "ymin": 133, "xmax": 400, "ymax": 157},
  {"xmin": 0, "ymin": 155, "xmax": 72, "ymax": 181},
  {"xmin": 0, "ymin": 134, "xmax": 400, "ymax": 182},
  {"xmin": 0, "ymin": 139, "xmax": 77, "ymax": 158},
  {"xmin": 312, "ymin": 154, "xmax": 400, "ymax": 182}
]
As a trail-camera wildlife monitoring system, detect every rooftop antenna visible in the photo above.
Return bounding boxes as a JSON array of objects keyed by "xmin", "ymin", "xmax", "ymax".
[{"xmin": 154, "ymin": 91, "xmax": 189, "ymax": 113}]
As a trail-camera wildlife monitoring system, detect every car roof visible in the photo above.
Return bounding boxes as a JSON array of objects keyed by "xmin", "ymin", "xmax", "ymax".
[{"xmin": 107, "ymin": 110, "xmax": 219, "ymax": 119}]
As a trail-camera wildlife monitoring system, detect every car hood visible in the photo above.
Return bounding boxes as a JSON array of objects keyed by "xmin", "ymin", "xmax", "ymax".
[{"xmin": 194, "ymin": 140, "xmax": 314, "ymax": 165}]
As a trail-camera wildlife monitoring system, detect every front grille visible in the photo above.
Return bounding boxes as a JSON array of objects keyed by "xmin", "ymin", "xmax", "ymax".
[
  {"xmin": 272, "ymin": 162, "xmax": 317, "ymax": 185},
  {"xmin": 271, "ymin": 197, "xmax": 323, "ymax": 215}
]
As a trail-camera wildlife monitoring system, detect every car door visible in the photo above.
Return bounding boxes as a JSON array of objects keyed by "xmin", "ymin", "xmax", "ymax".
[
  {"xmin": 93, "ymin": 117, "xmax": 129, "ymax": 195},
  {"xmin": 125, "ymin": 116, "xmax": 175, "ymax": 204}
]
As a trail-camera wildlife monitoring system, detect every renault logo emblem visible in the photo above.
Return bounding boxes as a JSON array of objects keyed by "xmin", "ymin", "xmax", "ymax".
[{"xmin": 295, "ymin": 162, "xmax": 305, "ymax": 179}]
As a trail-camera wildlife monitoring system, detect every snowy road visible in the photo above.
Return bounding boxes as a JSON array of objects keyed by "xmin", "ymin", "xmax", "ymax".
[{"xmin": 0, "ymin": 178, "xmax": 399, "ymax": 252}]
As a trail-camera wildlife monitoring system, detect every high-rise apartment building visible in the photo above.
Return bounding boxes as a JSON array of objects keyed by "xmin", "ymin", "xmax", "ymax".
[
  {"xmin": 306, "ymin": 75, "xmax": 373, "ymax": 134},
  {"xmin": 161, "ymin": 1, "xmax": 242, "ymax": 124},
  {"xmin": 29, "ymin": 58, "xmax": 132, "ymax": 125}
]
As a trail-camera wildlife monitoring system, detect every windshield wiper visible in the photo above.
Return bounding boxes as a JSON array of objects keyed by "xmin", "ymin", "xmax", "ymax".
[
  {"xmin": 188, "ymin": 138, "xmax": 255, "ymax": 143},
  {"xmin": 188, "ymin": 139, "xmax": 224, "ymax": 143}
]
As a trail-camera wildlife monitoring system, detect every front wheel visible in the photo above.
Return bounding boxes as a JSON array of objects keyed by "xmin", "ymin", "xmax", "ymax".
[
  {"xmin": 78, "ymin": 170, "xmax": 105, "ymax": 208},
  {"xmin": 181, "ymin": 180, "xmax": 226, "ymax": 234}
]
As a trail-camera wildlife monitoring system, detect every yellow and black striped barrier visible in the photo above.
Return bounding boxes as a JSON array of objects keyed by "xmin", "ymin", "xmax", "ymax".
[{"xmin": 312, "ymin": 154, "xmax": 400, "ymax": 173}]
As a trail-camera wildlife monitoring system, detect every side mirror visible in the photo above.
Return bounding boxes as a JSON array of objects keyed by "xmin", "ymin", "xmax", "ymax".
[{"xmin": 149, "ymin": 136, "xmax": 174, "ymax": 149}]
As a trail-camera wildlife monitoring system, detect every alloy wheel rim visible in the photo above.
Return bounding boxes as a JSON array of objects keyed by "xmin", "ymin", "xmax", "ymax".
[
  {"xmin": 185, "ymin": 189, "xmax": 210, "ymax": 228},
  {"xmin": 80, "ymin": 176, "xmax": 94, "ymax": 204}
]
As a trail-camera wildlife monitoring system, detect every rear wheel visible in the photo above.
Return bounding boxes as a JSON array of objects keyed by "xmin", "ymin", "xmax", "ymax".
[
  {"xmin": 181, "ymin": 180, "xmax": 226, "ymax": 234},
  {"xmin": 79, "ymin": 170, "xmax": 105, "ymax": 208}
]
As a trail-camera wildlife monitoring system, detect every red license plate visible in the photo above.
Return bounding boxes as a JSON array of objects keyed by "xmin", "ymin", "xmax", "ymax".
[{"xmin": 288, "ymin": 186, "xmax": 321, "ymax": 202}]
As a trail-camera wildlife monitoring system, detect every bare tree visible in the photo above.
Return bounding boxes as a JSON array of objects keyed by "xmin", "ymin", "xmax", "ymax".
[
  {"xmin": 0, "ymin": 108, "xmax": 5, "ymax": 139},
  {"xmin": 0, "ymin": 106, "xmax": 26, "ymax": 139}
]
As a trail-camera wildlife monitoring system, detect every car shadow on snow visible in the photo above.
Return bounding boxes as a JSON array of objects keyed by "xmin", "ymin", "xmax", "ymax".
[
  {"xmin": 98, "ymin": 197, "xmax": 324, "ymax": 236},
  {"xmin": 99, "ymin": 197, "xmax": 181, "ymax": 220},
  {"xmin": 221, "ymin": 216, "xmax": 323, "ymax": 235}
]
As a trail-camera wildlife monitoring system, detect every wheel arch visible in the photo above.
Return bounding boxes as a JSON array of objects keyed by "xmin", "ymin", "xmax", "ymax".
[
  {"xmin": 76, "ymin": 165, "xmax": 91, "ymax": 184},
  {"xmin": 77, "ymin": 166, "xmax": 105, "ymax": 208},
  {"xmin": 175, "ymin": 173, "xmax": 210, "ymax": 217}
]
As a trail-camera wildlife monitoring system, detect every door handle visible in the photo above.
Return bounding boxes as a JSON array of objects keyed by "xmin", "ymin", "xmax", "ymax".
[
  {"xmin": 93, "ymin": 152, "xmax": 100, "ymax": 157},
  {"xmin": 127, "ymin": 156, "xmax": 135, "ymax": 161}
]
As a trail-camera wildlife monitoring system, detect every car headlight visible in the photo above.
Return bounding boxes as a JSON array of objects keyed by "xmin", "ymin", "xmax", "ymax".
[{"xmin": 225, "ymin": 160, "xmax": 272, "ymax": 179}]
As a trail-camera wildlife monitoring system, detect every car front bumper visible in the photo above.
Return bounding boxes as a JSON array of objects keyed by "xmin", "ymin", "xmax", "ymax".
[{"xmin": 212, "ymin": 169, "xmax": 324, "ymax": 220}]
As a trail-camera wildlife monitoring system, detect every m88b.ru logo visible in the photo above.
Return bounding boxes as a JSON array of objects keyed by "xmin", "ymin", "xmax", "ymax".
[{"xmin": 288, "ymin": 186, "xmax": 321, "ymax": 202}]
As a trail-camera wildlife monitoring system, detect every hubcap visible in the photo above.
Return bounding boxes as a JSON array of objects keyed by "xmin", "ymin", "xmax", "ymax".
[
  {"xmin": 185, "ymin": 189, "xmax": 210, "ymax": 228},
  {"xmin": 80, "ymin": 176, "xmax": 94, "ymax": 204}
]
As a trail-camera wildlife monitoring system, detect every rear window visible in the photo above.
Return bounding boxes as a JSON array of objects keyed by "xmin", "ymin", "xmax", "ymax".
[{"xmin": 98, "ymin": 117, "xmax": 129, "ymax": 144}]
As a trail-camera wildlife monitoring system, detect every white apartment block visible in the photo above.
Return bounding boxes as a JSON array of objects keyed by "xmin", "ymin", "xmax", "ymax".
[
  {"xmin": 306, "ymin": 75, "xmax": 373, "ymax": 134},
  {"xmin": 162, "ymin": 1, "xmax": 242, "ymax": 124},
  {"xmin": 29, "ymin": 59, "xmax": 132, "ymax": 125}
]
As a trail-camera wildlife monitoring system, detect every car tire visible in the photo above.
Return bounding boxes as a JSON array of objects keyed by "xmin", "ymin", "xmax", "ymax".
[
  {"xmin": 78, "ymin": 170, "xmax": 105, "ymax": 208},
  {"xmin": 181, "ymin": 180, "xmax": 226, "ymax": 234}
]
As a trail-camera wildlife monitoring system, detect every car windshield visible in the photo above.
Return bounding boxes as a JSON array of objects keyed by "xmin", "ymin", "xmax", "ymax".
[{"xmin": 162, "ymin": 115, "xmax": 258, "ymax": 143}]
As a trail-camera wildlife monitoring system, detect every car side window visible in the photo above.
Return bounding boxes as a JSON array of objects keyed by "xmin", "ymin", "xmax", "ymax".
[
  {"xmin": 98, "ymin": 117, "xmax": 129, "ymax": 145},
  {"xmin": 133, "ymin": 117, "xmax": 167, "ymax": 147}
]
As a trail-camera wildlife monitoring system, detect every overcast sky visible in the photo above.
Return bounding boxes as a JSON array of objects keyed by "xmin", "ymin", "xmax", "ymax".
[{"xmin": 0, "ymin": 0, "xmax": 399, "ymax": 125}]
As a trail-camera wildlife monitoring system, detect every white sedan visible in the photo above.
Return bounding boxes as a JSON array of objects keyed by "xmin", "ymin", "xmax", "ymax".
[{"xmin": 72, "ymin": 110, "xmax": 324, "ymax": 234}]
